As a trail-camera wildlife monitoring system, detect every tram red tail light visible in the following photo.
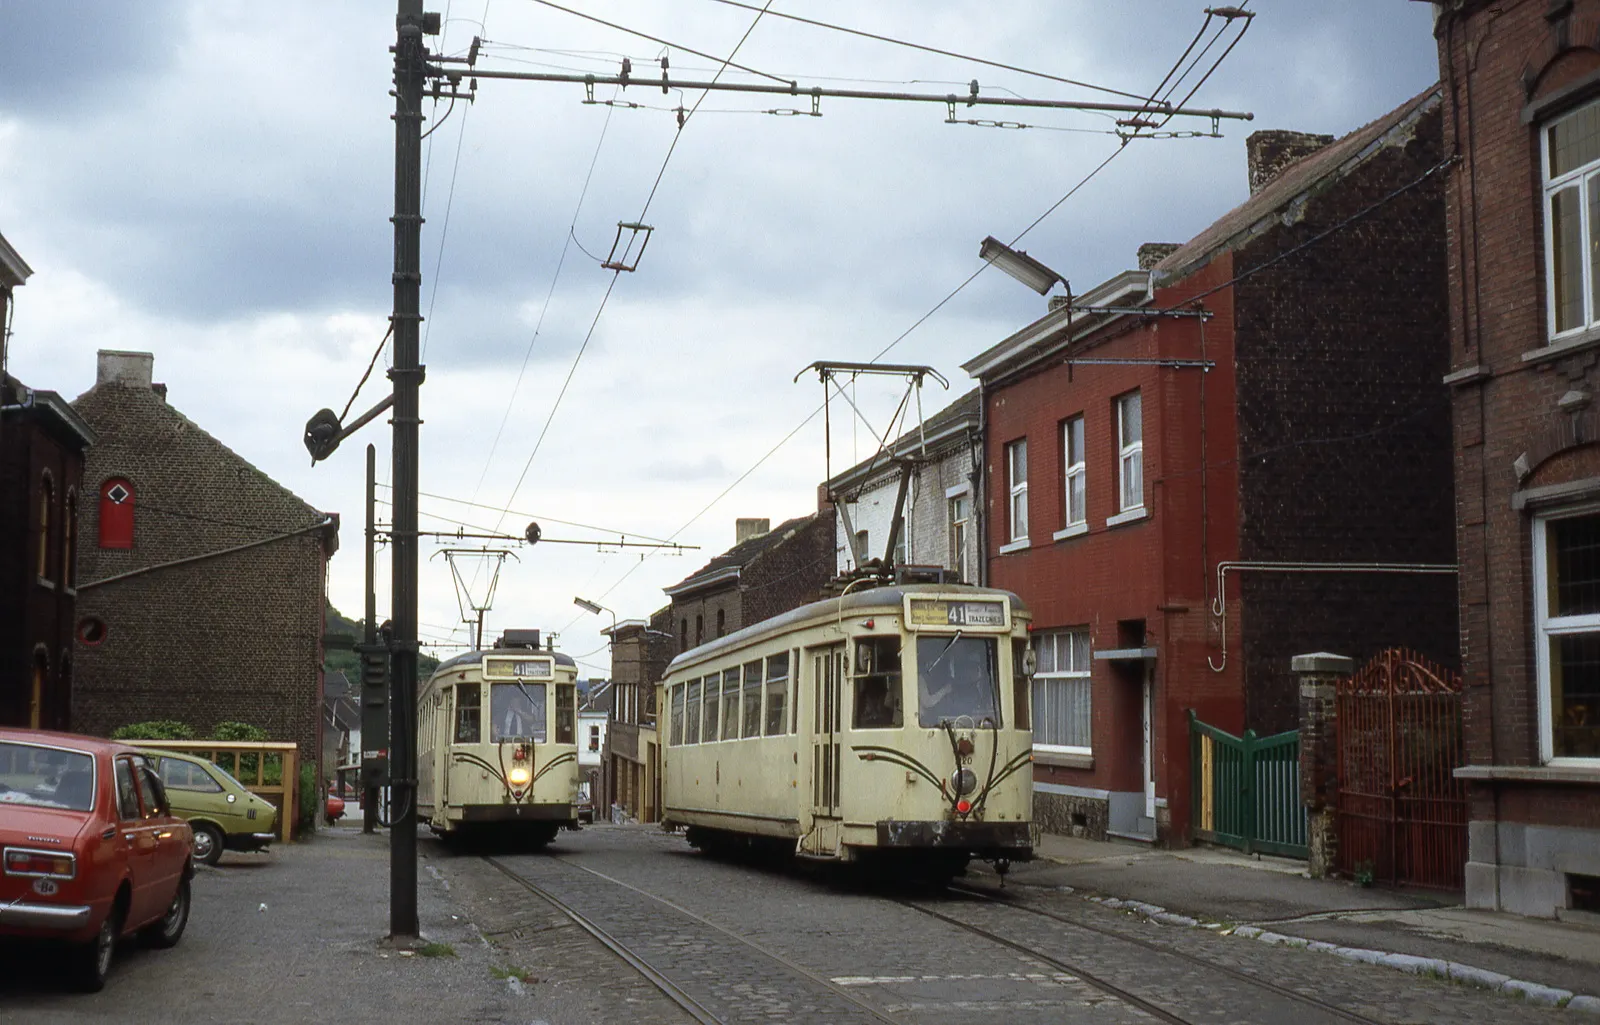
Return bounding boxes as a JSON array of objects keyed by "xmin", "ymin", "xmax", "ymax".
[{"xmin": 955, "ymin": 799, "xmax": 972, "ymax": 814}]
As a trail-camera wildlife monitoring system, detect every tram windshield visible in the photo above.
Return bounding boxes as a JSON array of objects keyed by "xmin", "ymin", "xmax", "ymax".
[
  {"xmin": 915, "ymin": 634, "xmax": 1001, "ymax": 728},
  {"xmin": 490, "ymin": 682, "xmax": 547, "ymax": 742}
]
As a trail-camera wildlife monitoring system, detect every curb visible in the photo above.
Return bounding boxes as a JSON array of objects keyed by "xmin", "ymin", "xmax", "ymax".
[{"xmin": 1078, "ymin": 894, "xmax": 1600, "ymax": 1014}]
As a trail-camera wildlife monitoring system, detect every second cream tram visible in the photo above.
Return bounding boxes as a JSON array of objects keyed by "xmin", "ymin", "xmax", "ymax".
[
  {"xmin": 418, "ymin": 630, "xmax": 581, "ymax": 846},
  {"xmin": 661, "ymin": 584, "xmax": 1034, "ymax": 879}
]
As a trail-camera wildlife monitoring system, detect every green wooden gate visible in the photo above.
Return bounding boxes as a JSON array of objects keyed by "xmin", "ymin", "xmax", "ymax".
[{"xmin": 1189, "ymin": 711, "xmax": 1307, "ymax": 858}]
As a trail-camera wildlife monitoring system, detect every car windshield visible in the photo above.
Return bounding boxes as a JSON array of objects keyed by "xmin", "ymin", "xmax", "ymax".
[
  {"xmin": 0, "ymin": 742, "xmax": 96, "ymax": 812},
  {"xmin": 915, "ymin": 635, "xmax": 1001, "ymax": 728}
]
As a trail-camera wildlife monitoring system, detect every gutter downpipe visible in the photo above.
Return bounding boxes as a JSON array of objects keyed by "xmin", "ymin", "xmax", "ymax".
[
  {"xmin": 972, "ymin": 380, "xmax": 987, "ymax": 587},
  {"xmin": 1206, "ymin": 560, "xmax": 1459, "ymax": 672}
]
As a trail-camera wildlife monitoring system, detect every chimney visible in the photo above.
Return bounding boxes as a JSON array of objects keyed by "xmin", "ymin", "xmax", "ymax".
[
  {"xmin": 1137, "ymin": 243, "xmax": 1181, "ymax": 271},
  {"xmin": 816, "ymin": 484, "xmax": 835, "ymax": 514},
  {"xmin": 96, "ymin": 350, "xmax": 155, "ymax": 390},
  {"xmin": 736, "ymin": 518, "xmax": 770, "ymax": 545},
  {"xmin": 1245, "ymin": 130, "xmax": 1334, "ymax": 195}
]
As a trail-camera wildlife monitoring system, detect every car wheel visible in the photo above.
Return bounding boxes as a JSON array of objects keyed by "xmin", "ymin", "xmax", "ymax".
[
  {"xmin": 142, "ymin": 874, "xmax": 191, "ymax": 948},
  {"xmin": 72, "ymin": 906, "xmax": 121, "ymax": 992},
  {"xmin": 192, "ymin": 823, "xmax": 225, "ymax": 866}
]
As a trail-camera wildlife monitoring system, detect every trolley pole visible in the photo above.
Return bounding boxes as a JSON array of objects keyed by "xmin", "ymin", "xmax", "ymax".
[{"xmin": 388, "ymin": 0, "xmax": 428, "ymax": 941}]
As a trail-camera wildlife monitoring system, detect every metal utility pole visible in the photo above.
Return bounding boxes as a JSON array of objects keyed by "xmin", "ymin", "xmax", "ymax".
[
  {"xmin": 388, "ymin": 0, "xmax": 431, "ymax": 942},
  {"xmin": 361, "ymin": 444, "xmax": 383, "ymax": 834}
]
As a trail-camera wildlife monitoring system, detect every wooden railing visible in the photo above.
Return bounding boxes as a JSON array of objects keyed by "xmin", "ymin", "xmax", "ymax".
[{"xmin": 140, "ymin": 740, "xmax": 299, "ymax": 843}]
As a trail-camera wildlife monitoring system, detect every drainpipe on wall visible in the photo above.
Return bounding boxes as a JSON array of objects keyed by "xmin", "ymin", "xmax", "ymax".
[{"xmin": 971, "ymin": 382, "xmax": 988, "ymax": 587}]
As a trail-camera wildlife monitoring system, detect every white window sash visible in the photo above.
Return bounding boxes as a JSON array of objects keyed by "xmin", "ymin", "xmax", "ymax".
[
  {"xmin": 1532, "ymin": 509, "xmax": 1600, "ymax": 765},
  {"xmin": 1543, "ymin": 111, "xmax": 1600, "ymax": 341}
]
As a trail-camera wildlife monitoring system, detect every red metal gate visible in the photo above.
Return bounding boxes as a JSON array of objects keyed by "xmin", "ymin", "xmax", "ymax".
[{"xmin": 1336, "ymin": 648, "xmax": 1467, "ymax": 890}]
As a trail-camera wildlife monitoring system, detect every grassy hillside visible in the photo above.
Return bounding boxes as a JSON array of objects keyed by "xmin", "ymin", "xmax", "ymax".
[{"xmin": 324, "ymin": 602, "xmax": 439, "ymax": 677}]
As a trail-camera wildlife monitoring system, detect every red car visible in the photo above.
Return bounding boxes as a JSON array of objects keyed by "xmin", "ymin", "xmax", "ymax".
[{"xmin": 0, "ymin": 729, "xmax": 194, "ymax": 991}]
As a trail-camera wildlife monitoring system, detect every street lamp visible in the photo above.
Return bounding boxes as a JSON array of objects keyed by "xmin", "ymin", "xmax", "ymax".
[
  {"xmin": 978, "ymin": 235, "xmax": 1066, "ymax": 296},
  {"xmin": 573, "ymin": 596, "xmax": 616, "ymax": 633}
]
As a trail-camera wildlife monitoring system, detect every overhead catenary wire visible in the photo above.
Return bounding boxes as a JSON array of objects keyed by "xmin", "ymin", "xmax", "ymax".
[{"xmin": 512, "ymin": 0, "xmax": 791, "ymax": 84}]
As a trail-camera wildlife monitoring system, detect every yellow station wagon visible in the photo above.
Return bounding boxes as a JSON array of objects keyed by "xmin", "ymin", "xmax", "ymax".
[{"xmin": 139, "ymin": 749, "xmax": 279, "ymax": 865}]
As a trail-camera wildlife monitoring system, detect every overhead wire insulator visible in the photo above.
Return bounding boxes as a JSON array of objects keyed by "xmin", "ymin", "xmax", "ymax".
[
  {"xmin": 620, "ymin": 56, "xmax": 632, "ymax": 88},
  {"xmin": 661, "ymin": 54, "xmax": 670, "ymax": 94},
  {"xmin": 968, "ymin": 79, "xmax": 979, "ymax": 107}
]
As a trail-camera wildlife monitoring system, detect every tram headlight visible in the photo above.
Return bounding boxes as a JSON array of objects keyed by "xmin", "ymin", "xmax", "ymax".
[
  {"xmin": 951, "ymin": 767, "xmax": 977, "ymax": 796},
  {"xmin": 508, "ymin": 765, "xmax": 531, "ymax": 786}
]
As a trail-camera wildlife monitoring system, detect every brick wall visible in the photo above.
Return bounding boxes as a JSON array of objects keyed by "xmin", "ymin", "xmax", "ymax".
[
  {"xmin": 70, "ymin": 377, "xmax": 333, "ymax": 762},
  {"xmin": 1438, "ymin": 0, "xmax": 1600, "ymax": 847},
  {"xmin": 1232, "ymin": 97, "xmax": 1458, "ymax": 734}
]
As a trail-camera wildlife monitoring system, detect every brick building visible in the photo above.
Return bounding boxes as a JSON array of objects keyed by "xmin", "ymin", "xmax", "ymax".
[
  {"xmin": 1, "ymin": 232, "xmax": 97, "ymax": 730},
  {"xmin": 963, "ymin": 87, "xmax": 1458, "ymax": 845},
  {"xmin": 1433, "ymin": 0, "xmax": 1600, "ymax": 917},
  {"xmin": 71, "ymin": 350, "xmax": 338, "ymax": 767},
  {"xmin": 827, "ymin": 388, "xmax": 982, "ymax": 582},
  {"xmin": 663, "ymin": 505, "xmax": 836, "ymax": 653},
  {"xmin": 601, "ymin": 607, "xmax": 673, "ymax": 822}
]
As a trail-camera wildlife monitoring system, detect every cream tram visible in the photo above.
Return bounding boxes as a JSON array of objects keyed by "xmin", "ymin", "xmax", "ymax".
[
  {"xmin": 661, "ymin": 584, "xmax": 1034, "ymax": 879},
  {"xmin": 418, "ymin": 629, "xmax": 581, "ymax": 846}
]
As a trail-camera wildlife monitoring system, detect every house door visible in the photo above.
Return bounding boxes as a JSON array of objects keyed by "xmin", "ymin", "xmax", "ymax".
[{"xmin": 1142, "ymin": 668, "xmax": 1155, "ymax": 820}]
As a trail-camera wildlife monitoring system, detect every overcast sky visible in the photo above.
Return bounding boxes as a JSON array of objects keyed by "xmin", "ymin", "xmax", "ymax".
[{"xmin": 0, "ymin": 1, "xmax": 1441, "ymax": 677}]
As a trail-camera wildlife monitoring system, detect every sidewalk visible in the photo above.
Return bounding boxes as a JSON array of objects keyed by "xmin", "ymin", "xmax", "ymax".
[{"xmin": 1002, "ymin": 832, "xmax": 1600, "ymax": 1007}]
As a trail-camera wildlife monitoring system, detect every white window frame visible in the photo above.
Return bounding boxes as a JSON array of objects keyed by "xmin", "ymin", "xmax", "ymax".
[
  {"xmin": 1006, "ymin": 438, "xmax": 1029, "ymax": 544},
  {"xmin": 1063, "ymin": 414, "xmax": 1086, "ymax": 529},
  {"xmin": 947, "ymin": 488, "xmax": 970, "ymax": 582},
  {"xmin": 1031, "ymin": 628, "xmax": 1092, "ymax": 755},
  {"xmin": 1532, "ymin": 504, "xmax": 1600, "ymax": 765},
  {"xmin": 1116, "ymin": 391, "xmax": 1143, "ymax": 513},
  {"xmin": 1543, "ymin": 101, "xmax": 1600, "ymax": 342}
]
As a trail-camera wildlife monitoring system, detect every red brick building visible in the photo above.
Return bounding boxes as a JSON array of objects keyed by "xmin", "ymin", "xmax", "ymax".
[
  {"xmin": 1434, "ymin": 0, "xmax": 1600, "ymax": 917},
  {"xmin": 964, "ymin": 88, "xmax": 1457, "ymax": 845}
]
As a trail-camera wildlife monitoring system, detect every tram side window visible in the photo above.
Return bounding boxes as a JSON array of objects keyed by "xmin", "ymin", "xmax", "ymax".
[
  {"xmin": 455, "ymin": 684, "xmax": 482, "ymax": 743},
  {"xmin": 685, "ymin": 679, "xmax": 702, "ymax": 744},
  {"xmin": 670, "ymin": 684, "xmax": 684, "ymax": 746},
  {"xmin": 555, "ymin": 683, "xmax": 575, "ymax": 745},
  {"xmin": 722, "ymin": 668, "xmax": 741, "ymax": 741},
  {"xmin": 1012, "ymin": 639, "xmax": 1032, "ymax": 731},
  {"xmin": 764, "ymin": 653, "xmax": 789, "ymax": 736},
  {"xmin": 742, "ymin": 661, "xmax": 763, "ymax": 738},
  {"xmin": 702, "ymin": 672, "xmax": 721, "ymax": 742},
  {"xmin": 853, "ymin": 637, "xmax": 903, "ymax": 729},
  {"xmin": 490, "ymin": 683, "xmax": 547, "ymax": 742}
]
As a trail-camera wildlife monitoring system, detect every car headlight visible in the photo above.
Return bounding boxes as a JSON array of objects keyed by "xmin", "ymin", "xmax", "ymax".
[{"xmin": 508, "ymin": 766, "xmax": 531, "ymax": 786}]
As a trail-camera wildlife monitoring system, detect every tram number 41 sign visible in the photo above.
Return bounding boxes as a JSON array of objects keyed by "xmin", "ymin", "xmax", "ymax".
[{"xmin": 908, "ymin": 598, "xmax": 1006, "ymax": 628}]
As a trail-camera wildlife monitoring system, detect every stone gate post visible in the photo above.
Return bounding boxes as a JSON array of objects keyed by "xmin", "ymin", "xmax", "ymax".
[{"xmin": 1292, "ymin": 652, "xmax": 1352, "ymax": 878}]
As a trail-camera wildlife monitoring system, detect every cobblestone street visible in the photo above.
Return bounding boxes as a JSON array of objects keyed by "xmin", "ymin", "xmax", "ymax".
[{"xmin": 437, "ymin": 824, "xmax": 1571, "ymax": 1024}]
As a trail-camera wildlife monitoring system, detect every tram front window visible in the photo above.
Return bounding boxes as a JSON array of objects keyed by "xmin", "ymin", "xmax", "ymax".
[
  {"xmin": 490, "ymin": 682, "xmax": 547, "ymax": 742},
  {"xmin": 853, "ymin": 637, "xmax": 903, "ymax": 729},
  {"xmin": 915, "ymin": 635, "xmax": 1001, "ymax": 728}
]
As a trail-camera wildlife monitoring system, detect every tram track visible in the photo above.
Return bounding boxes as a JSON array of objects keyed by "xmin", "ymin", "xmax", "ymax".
[
  {"xmin": 902, "ymin": 881, "xmax": 1392, "ymax": 1025},
  {"xmin": 483, "ymin": 854, "xmax": 908, "ymax": 1025}
]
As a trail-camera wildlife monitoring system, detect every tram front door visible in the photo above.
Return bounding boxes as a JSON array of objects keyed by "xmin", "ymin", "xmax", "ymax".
[{"xmin": 802, "ymin": 645, "xmax": 845, "ymax": 856}]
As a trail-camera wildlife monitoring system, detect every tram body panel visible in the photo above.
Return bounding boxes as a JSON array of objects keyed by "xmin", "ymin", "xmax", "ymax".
[{"xmin": 662, "ymin": 585, "xmax": 1034, "ymax": 866}]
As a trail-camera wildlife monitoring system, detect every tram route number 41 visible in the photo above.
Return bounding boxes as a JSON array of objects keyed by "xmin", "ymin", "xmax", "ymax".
[{"xmin": 908, "ymin": 598, "xmax": 1005, "ymax": 628}]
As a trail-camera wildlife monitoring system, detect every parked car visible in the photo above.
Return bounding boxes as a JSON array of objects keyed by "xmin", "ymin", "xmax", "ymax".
[
  {"xmin": 139, "ymin": 749, "xmax": 278, "ymax": 866},
  {"xmin": 0, "ymin": 728, "xmax": 194, "ymax": 991}
]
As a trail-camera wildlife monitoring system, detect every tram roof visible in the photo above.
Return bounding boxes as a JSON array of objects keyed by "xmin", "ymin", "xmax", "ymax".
[
  {"xmin": 666, "ymin": 582, "xmax": 1027, "ymax": 674},
  {"xmin": 430, "ymin": 647, "xmax": 578, "ymax": 677}
]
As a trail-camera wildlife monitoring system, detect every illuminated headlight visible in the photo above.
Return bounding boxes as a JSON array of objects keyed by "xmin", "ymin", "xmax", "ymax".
[
  {"xmin": 950, "ymin": 768, "xmax": 977, "ymax": 796},
  {"xmin": 3, "ymin": 847, "xmax": 76, "ymax": 879},
  {"xmin": 508, "ymin": 766, "xmax": 531, "ymax": 786}
]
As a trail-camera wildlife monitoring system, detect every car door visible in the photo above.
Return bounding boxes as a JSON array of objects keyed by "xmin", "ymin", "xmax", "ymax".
[
  {"xmin": 114, "ymin": 756, "xmax": 161, "ymax": 928},
  {"xmin": 134, "ymin": 762, "xmax": 186, "ymax": 906}
]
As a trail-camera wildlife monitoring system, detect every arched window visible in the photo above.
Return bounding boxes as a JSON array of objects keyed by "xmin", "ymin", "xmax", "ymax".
[
  {"xmin": 62, "ymin": 489, "xmax": 78, "ymax": 589},
  {"xmin": 36, "ymin": 473, "xmax": 54, "ymax": 581},
  {"xmin": 716, "ymin": 608, "xmax": 725, "ymax": 638},
  {"xmin": 680, "ymin": 619, "xmax": 688, "ymax": 649},
  {"xmin": 695, "ymin": 614, "xmax": 703, "ymax": 646},
  {"xmin": 30, "ymin": 649, "xmax": 48, "ymax": 730},
  {"xmin": 99, "ymin": 477, "xmax": 135, "ymax": 549}
]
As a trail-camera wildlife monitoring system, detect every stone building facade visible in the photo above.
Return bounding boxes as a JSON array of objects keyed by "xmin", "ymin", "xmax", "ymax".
[
  {"xmin": 71, "ymin": 350, "xmax": 338, "ymax": 766},
  {"xmin": 1433, "ymin": 0, "xmax": 1600, "ymax": 918},
  {"xmin": 963, "ymin": 87, "xmax": 1458, "ymax": 845},
  {"xmin": 601, "ymin": 606, "xmax": 673, "ymax": 822}
]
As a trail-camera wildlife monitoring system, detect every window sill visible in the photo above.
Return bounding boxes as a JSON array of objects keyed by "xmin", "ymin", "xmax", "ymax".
[
  {"xmin": 1105, "ymin": 507, "xmax": 1148, "ymax": 528},
  {"xmin": 1033, "ymin": 750, "xmax": 1094, "ymax": 770},
  {"xmin": 998, "ymin": 538, "xmax": 1031, "ymax": 555},
  {"xmin": 1522, "ymin": 328, "xmax": 1600, "ymax": 366},
  {"xmin": 35, "ymin": 576, "xmax": 56, "ymax": 591},
  {"xmin": 1052, "ymin": 523, "xmax": 1089, "ymax": 543},
  {"xmin": 1454, "ymin": 763, "xmax": 1600, "ymax": 784}
]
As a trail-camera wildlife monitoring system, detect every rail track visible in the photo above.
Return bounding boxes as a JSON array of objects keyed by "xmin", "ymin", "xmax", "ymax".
[{"xmin": 900, "ymin": 880, "xmax": 1392, "ymax": 1025}]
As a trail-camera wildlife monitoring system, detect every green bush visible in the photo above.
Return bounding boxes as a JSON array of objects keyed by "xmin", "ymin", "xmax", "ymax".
[
  {"xmin": 212, "ymin": 721, "xmax": 269, "ymax": 742},
  {"xmin": 110, "ymin": 720, "xmax": 195, "ymax": 741}
]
